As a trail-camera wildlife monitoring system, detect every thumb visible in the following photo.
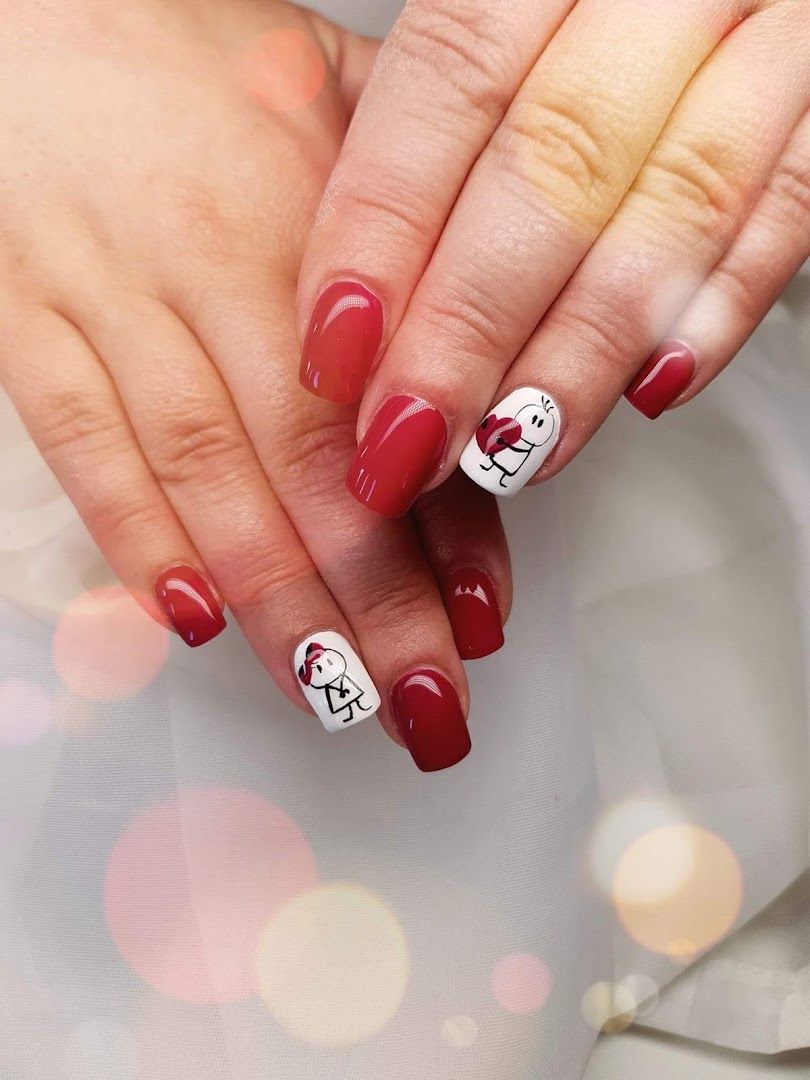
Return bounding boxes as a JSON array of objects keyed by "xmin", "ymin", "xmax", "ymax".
[{"xmin": 306, "ymin": 11, "xmax": 381, "ymax": 114}]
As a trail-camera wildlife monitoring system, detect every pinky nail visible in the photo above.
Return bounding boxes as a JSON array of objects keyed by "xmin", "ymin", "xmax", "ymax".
[
  {"xmin": 625, "ymin": 341, "xmax": 696, "ymax": 419},
  {"xmin": 154, "ymin": 566, "xmax": 226, "ymax": 647}
]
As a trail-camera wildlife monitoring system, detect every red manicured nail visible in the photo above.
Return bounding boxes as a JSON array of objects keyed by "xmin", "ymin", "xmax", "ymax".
[
  {"xmin": 154, "ymin": 566, "xmax": 226, "ymax": 647},
  {"xmin": 625, "ymin": 340, "xmax": 696, "ymax": 420},
  {"xmin": 347, "ymin": 395, "xmax": 447, "ymax": 517},
  {"xmin": 300, "ymin": 281, "xmax": 384, "ymax": 404},
  {"xmin": 391, "ymin": 668, "xmax": 471, "ymax": 773},
  {"xmin": 442, "ymin": 568, "xmax": 504, "ymax": 660}
]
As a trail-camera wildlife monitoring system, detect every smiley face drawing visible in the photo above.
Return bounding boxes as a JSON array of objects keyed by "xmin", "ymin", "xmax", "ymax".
[{"xmin": 298, "ymin": 641, "xmax": 375, "ymax": 726}]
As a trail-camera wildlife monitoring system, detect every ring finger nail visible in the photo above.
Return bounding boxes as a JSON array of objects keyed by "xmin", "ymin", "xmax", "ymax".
[
  {"xmin": 391, "ymin": 668, "xmax": 471, "ymax": 772},
  {"xmin": 624, "ymin": 340, "xmax": 696, "ymax": 419},
  {"xmin": 154, "ymin": 565, "xmax": 226, "ymax": 647},
  {"xmin": 442, "ymin": 568, "xmax": 505, "ymax": 660},
  {"xmin": 347, "ymin": 395, "xmax": 448, "ymax": 517},
  {"xmin": 295, "ymin": 630, "xmax": 381, "ymax": 733},
  {"xmin": 460, "ymin": 387, "xmax": 562, "ymax": 497},
  {"xmin": 300, "ymin": 281, "xmax": 384, "ymax": 404}
]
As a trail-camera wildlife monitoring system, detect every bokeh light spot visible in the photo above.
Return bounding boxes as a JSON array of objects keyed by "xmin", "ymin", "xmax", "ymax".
[
  {"xmin": 105, "ymin": 786, "xmax": 317, "ymax": 1004},
  {"xmin": 612, "ymin": 825, "xmax": 742, "ymax": 958},
  {"xmin": 582, "ymin": 981, "xmax": 636, "ymax": 1033},
  {"xmin": 257, "ymin": 882, "xmax": 408, "ymax": 1046},
  {"xmin": 243, "ymin": 28, "xmax": 327, "ymax": 113},
  {"xmin": 53, "ymin": 587, "xmax": 169, "ymax": 701},
  {"xmin": 441, "ymin": 1015, "xmax": 479, "ymax": 1049},
  {"xmin": 0, "ymin": 678, "xmax": 52, "ymax": 746},
  {"xmin": 618, "ymin": 973, "xmax": 660, "ymax": 1019},
  {"xmin": 491, "ymin": 952, "xmax": 552, "ymax": 1015},
  {"xmin": 589, "ymin": 797, "xmax": 687, "ymax": 897}
]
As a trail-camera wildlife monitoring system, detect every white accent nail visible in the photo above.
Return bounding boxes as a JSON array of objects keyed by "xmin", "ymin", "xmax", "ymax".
[
  {"xmin": 459, "ymin": 387, "xmax": 562, "ymax": 497},
  {"xmin": 294, "ymin": 631, "xmax": 381, "ymax": 733}
]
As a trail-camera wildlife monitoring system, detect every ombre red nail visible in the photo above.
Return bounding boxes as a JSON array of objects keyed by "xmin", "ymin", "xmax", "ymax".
[
  {"xmin": 300, "ymin": 281, "xmax": 384, "ymax": 404},
  {"xmin": 391, "ymin": 668, "xmax": 471, "ymax": 773},
  {"xmin": 625, "ymin": 341, "xmax": 696, "ymax": 419},
  {"xmin": 154, "ymin": 566, "xmax": 225, "ymax": 647},
  {"xmin": 346, "ymin": 395, "xmax": 447, "ymax": 517}
]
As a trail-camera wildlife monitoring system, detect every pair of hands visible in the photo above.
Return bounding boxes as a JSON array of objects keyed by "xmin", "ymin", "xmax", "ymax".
[{"xmin": 2, "ymin": 0, "xmax": 807, "ymax": 771}]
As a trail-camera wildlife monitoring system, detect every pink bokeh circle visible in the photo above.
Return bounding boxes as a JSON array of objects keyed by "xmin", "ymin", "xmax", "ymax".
[
  {"xmin": 491, "ymin": 952, "xmax": 552, "ymax": 1015},
  {"xmin": 105, "ymin": 786, "xmax": 318, "ymax": 1003}
]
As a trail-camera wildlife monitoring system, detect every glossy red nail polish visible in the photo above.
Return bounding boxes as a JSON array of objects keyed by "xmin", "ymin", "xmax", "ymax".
[
  {"xmin": 625, "ymin": 340, "xmax": 696, "ymax": 420},
  {"xmin": 347, "ymin": 395, "xmax": 447, "ymax": 517},
  {"xmin": 391, "ymin": 668, "xmax": 471, "ymax": 773},
  {"xmin": 300, "ymin": 281, "xmax": 384, "ymax": 403},
  {"xmin": 154, "ymin": 566, "xmax": 226, "ymax": 647},
  {"xmin": 442, "ymin": 568, "xmax": 504, "ymax": 660}
]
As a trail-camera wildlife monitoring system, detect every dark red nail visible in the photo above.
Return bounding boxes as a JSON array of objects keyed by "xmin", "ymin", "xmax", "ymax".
[
  {"xmin": 347, "ymin": 395, "xmax": 447, "ymax": 517},
  {"xmin": 625, "ymin": 340, "xmax": 696, "ymax": 420},
  {"xmin": 391, "ymin": 668, "xmax": 471, "ymax": 773},
  {"xmin": 442, "ymin": 568, "xmax": 504, "ymax": 660},
  {"xmin": 154, "ymin": 566, "xmax": 226, "ymax": 647},
  {"xmin": 300, "ymin": 281, "xmax": 384, "ymax": 404}
]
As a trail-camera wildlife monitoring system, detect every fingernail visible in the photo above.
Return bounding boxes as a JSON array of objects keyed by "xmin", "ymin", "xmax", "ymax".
[
  {"xmin": 294, "ymin": 630, "xmax": 381, "ymax": 733},
  {"xmin": 391, "ymin": 668, "xmax": 471, "ymax": 772},
  {"xmin": 154, "ymin": 566, "xmax": 226, "ymax": 647},
  {"xmin": 442, "ymin": 568, "xmax": 504, "ymax": 660},
  {"xmin": 347, "ymin": 395, "xmax": 447, "ymax": 517},
  {"xmin": 459, "ymin": 387, "xmax": 561, "ymax": 498},
  {"xmin": 625, "ymin": 340, "xmax": 696, "ymax": 419},
  {"xmin": 300, "ymin": 281, "xmax": 384, "ymax": 404}
]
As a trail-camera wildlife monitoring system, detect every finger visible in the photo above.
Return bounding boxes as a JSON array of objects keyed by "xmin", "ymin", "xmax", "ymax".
[
  {"xmin": 456, "ymin": 1, "xmax": 810, "ymax": 492},
  {"xmin": 412, "ymin": 470, "xmax": 510, "ymax": 661},
  {"xmin": 179, "ymin": 274, "xmax": 474, "ymax": 772},
  {"xmin": 66, "ymin": 288, "xmax": 382, "ymax": 730},
  {"xmin": 346, "ymin": 0, "xmax": 751, "ymax": 513},
  {"xmin": 305, "ymin": 10, "xmax": 382, "ymax": 115},
  {"xmin": 627, "ymin": 110, "xmax": 810, "ymax": 416},
  {"xmin": 0, "ymin": 303, "xmax": 226, "ymax": 645},
  {"xmin": 296, "ymin": 0, "xmax": 576, "ymax": 403}
]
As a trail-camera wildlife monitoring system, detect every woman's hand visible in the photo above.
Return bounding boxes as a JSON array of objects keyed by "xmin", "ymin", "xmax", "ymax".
[
  {"xmin": 298, "ymin": 0, "xmax": 810, "ymax": 501},
  {"xmin": 0, "ymin": 0, "xmax": 511, "ymax": 771}
]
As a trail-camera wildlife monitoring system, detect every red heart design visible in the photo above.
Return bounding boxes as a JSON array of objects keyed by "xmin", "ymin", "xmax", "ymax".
[{"xmin": 476, "ymin": 415, "xmax": 522, "ymax": 457}]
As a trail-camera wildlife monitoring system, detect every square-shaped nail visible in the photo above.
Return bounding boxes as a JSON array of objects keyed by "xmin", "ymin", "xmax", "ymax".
[
  {"xmin": 294, "ymin": 631, "xmax": 381, "ymax": 732},
  {"xmin": 155, "ymin": 566, "xmax": 226, "ymax": 647},
  {"xmin": 300, "ymin": 281, "xmax": 384, "ymax": 404},
  {"xmin": 442, "ymin": 568, "xmax": 504, "ymax": 660},
  {"xmin": 391, "ymin": 668, "xmax": 471, "ymax": 772},
  {"xmin": 624, "ymin": 341, "xmax": 696, "ymax": 419},
  {"xmin": 459, "ymin": 387, "xmax": 561, "ymax": 497},
  {"xmin": 347, "ymin": 395, "xmax": 447, "ymax": 517}
]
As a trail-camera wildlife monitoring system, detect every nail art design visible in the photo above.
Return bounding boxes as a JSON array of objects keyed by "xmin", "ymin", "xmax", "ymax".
[
  {"xmin": 459, "ymin": 387, "xmax": 561, "ymax": 497},
  {"xmin": 294, "ymin": 631, "xmax": 381, "ymax": 733}
]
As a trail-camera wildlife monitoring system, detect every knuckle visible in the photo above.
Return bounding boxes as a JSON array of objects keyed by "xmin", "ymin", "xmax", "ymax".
[
  {"xmin": 273, "ymin": 419, "xmax": 357, "ymax": 501},
  {"xmin": 392, "ymin": 1, "xmax": 514, "ymax": 122},
  {"xmin": 35, "ymin": 382, "xmax": 125, "ymax": 462},
  {"xmin": 551, "ymin": 293, "xmax": 640, "ymax": 383},
  {"xmin": 352, "ymin": 567, "xmax": 434, "ymax": 634},
  {"xmin": 495, "ymin": 95, "xmax": 626, "ymax": 228},
  {"xmin": 710, "ymin": 258, "xmax": 770, "ymax": 326},
  {"xmin": 766, "ymin": 151, "xmax": 810, "ymax": 226},
  {"xmin": 152, "ymin": 409, "xmax": 246, "ymax": 488},
  {"xmin": 89, "ymin": 493, "xmax": 170, "ymax": 548},
  {"xmin": 226, "ymin": 545, "xmax": 317, "ymax": 616},
  {"xmin": 634, "ymin": 133, "xmax": 746, "ymax": 243},
  {"xmin": 336, "ymin": 181, "xmax": 438, "ymax": 250},
  {"xmin": 414, "ymin": 275, "xmax": 512, "ymax": 361}
]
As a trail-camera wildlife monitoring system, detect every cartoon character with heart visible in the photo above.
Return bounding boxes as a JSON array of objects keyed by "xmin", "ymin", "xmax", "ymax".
[{"xmin": 474, "ymin": 394, "xmax": 558, "ymax": 489}]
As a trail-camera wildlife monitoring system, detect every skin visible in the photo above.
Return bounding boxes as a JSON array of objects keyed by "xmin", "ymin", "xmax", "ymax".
[
  {"xmin": 298, "ymin": 0, "xmax": 810, "ymax": 490},
  {"xmin": 0, "ymin": 0, "xmax": 512, "ymax": 751}
]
